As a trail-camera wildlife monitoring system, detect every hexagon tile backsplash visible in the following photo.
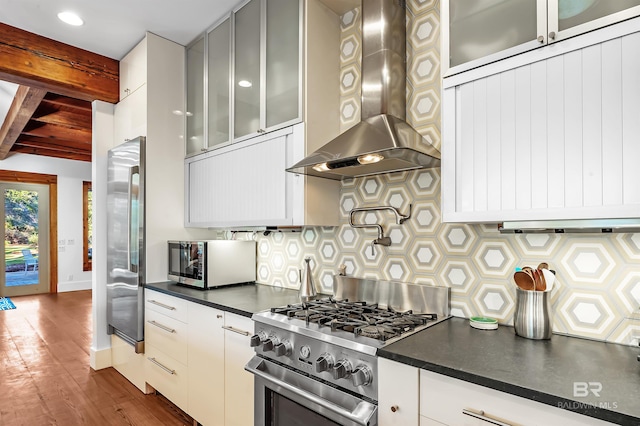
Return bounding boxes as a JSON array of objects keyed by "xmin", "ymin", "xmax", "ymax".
[
  {"xmin": 256, "ymin": 169, "xmax": 640, "ymax": 346},
  {"xmin": 254, "ymin": 1, "xmax": 640, "ymax": 346}
]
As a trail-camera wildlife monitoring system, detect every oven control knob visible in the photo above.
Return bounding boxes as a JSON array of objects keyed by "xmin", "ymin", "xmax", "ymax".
[
  {"xmin": 351, "ymin": 365, "xmax": 372, "ymax": 387},
  {"xmin": 274, "ymin": 340, "xmax": 293, "ymax": 357},
  {"xmin": 315, "ymin": 353, "xmax": 334, "ymax": 373},
  {"xmin": 332, "ymin": 359, "xmax": 352, "ymax": 380},
  {"xmin": 262, "ymin": 336, "xmax": 280, "ymax": 352},
  {"xmin": 249, "ymin": 331, "xmax": 268, "ymax": 347}
]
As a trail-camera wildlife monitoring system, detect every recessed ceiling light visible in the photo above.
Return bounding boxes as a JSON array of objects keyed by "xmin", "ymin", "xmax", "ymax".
[
  {"xmin": 57, "ymin": 11, "xmax": 84, "ymax": 26},
  {"xmin": 238, "ymin": 80, "xmax": 252, "ymax": 88}
]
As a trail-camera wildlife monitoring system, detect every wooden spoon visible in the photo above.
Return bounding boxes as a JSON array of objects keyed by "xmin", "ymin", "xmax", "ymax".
[
  {"xmin": 536, "ymin": 268, "xmax": 547, "ymax": 291},
  {"xmin": 514, "ymin": 271, "xmax": 535, "ymax": 291}
]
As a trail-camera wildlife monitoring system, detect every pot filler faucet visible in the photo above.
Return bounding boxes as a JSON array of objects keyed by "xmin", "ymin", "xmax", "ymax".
[{"xmin": 349, "ymin": 205, "xmax": 412, "ymax": 255}]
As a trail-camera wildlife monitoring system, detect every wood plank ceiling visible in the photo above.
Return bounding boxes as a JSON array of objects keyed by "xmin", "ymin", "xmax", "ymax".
[
  {"xmin": 0, "ymin": 89, "xmax": 92, "ymax": 162},
  {"xmin": 0, "ymin": 23, "xmax": 119, "ymax": 163}
]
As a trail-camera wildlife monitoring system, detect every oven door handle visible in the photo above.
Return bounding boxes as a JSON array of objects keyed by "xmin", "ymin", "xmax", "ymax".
[{"xmin": 245, "ymin": 357, "xmax": 376, "ymax": 426}]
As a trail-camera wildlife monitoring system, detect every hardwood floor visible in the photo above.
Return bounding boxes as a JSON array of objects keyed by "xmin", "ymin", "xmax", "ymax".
[{"xmin": 0, "ymin": 290, "xmax": 192, "ymax": 425}]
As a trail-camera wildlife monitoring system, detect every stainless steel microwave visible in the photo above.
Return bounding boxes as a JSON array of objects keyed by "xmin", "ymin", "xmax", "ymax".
[{"xmin": 167, "ymin": 240, "xmax": 256, "ymax": 289}]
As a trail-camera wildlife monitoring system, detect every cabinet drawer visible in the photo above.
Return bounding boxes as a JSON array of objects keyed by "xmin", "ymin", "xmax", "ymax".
[
  {"xmin": 145, "ymin": 309, "xmax": 188, "ymax": 364},
  {"xmin": 145, "ymin": 289, "xmax": 188, "ymax": 322},
  {"xmin": 145, "ymin": 344, "xmax": 188, "ymax": 412},
  {"xmin": 419, "ymin": 370, "xmax": 613, "ymax": 426}
]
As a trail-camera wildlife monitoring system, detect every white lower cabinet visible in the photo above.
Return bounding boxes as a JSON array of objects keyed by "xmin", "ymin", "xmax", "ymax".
[
  {"xmin": 419, "ymin": 370, "xmax": 614, "ymax": 426},
  {"xmin": 143, "ymin": 289, "xmax": 255, "ymax": 426},
  {"xmin": 378, "ymin": 359, "xmax": 615, "ymax": 426},
  {"xmin": 145, "ymin": 343, "xmax": 189, "ymax": 411},
  {"xmin": 378, "ymin": 358, "xmax": 420, "ymax": 426},
  {"xmin": 223, "ymin": 313, "xmax": 255, "ymax": 426},
  {"xmin": 144, "ymin": 290, "xmax": 190, "ymax": 413},
  {"xmin": 188, "ymin": 302, "xmax": 225, "ymax": 426}
]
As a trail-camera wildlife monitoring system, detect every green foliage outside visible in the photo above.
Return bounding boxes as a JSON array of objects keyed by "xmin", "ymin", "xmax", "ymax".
[
  {"xmin": 4, "ymin": 189, "xmax": 39, "ymax": 271},
  {"xmin": 5, "ymin": 189, "xmax": 39, "ymax": 245}
]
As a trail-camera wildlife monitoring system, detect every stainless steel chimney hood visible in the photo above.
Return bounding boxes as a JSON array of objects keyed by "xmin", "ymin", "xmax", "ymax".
[
  {"xmin": 499, "ymin": 219, "xmax": 640, "ymax": 234},
  {"xmin": 287, "ymin": 0, "xmax": 441, "ymax": 181}
]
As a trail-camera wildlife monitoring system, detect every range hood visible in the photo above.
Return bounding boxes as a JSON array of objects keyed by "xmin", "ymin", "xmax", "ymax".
[
  {"xmin": 499, "ymin": 219, "xmax": 640, "ymax": 234},
  {"xmin": 286, "ymin": 0, "xmax": 441, "ymax": 181}
]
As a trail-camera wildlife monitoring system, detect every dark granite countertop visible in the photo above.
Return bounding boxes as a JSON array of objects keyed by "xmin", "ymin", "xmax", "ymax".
[
  {"xmin": 378, "ymin": 317, "xmax": 640, "ymax": 425},
  {"xmin": 144, "ymin": 281, "xmax": 301, "ymax": 318}
]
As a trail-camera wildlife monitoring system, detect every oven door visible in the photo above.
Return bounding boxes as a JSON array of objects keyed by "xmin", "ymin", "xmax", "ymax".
[{"xmin": 246, "ymin": 356, "xmax": 377, "ymax": 426}]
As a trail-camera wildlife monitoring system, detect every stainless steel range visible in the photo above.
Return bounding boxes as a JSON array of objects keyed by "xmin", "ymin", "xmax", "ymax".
[{"xmin": 245, "ymin": 276, "xmax": 450, "ymax": 426}]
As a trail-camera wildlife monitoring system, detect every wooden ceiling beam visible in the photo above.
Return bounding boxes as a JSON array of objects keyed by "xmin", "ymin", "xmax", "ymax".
[
  {"xmin": 42, "ymin": 93, "xmax": 92, "ymax": 112},
  {"xmin": 15, "ymin": 135, "xmax": 91, "ymax": 154},
  {"xmin": 0, "ymin": 23, "xmax": 119, "ymax": 103},
  {"xmin": 32, "ymin": 108, "xmax": 92, "ymax": 130},
  {"xmin": 11, "ymin": 144, "xmax": 91, "ymax": 162},
  {"xmin": 0, "ymin": 85, "xmax": 47, "ymax": 160},
  {"xmin": 21, "ymin": 122, "xmax": 91, "ymax": 143}
]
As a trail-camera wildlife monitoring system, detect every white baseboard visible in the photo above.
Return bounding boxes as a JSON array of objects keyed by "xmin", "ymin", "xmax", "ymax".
[
  {"xmin": 90, "ymin": 346, "xmax": 112, "ymax": 370},
  {"xmin": 58, "ymin": 280, "xmax": 92, "ymax": 292}
]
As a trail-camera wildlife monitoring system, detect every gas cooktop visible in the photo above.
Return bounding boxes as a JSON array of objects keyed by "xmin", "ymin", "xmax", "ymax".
[{"xmin": 270, "ymin": 298, "xmax": 440, "ymax": 343}]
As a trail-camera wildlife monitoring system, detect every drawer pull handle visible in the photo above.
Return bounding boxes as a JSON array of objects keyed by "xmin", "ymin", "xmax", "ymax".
[
  {"xmin": 148, "ymin": 300, "xmax": 176, "ymax": 311},
  {"xmin": 222, "ymin": 325, "xmax": 250, "ymax": 336},
  {"xmin": 462, "ymin": 408, "xmax": 516, "ymax": 426},
  {"xmin": 390, "ymin": 405, "xmax": 398, "ymax": 413},
  {"xmin": 147, "ymin": 357, "xmax": 176, "ymax": 375},
  {"xmin": 147, "ymin": 320, "xmax": 176, "ymax": 333}
]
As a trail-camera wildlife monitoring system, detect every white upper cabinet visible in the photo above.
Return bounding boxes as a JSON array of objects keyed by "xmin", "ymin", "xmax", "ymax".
[
  {"xmin": 119, "ymin": 37, "xmax": 147, "ymax": 100},
  {"xmin": 208, "ymin": 18, "xmax": 232, "ymax": 150},
  {"xmin": 264, "ymin": 0, "xmax": 301, "ymax": 130},
  {"xmin": 442, "ymin": 20, "xmax": 640, "ymax": 223},
  {"xmin": 443, "ymin": 0, "xmax": 640, "ymax": 76},
  {"xmin": 186, "ymin": 123, "xmax": 339, "ymax": 228},
  {"xmin": 233, "ymin": 0, "xmax": 262, "ymax": 140},
  {"xmin": 185, "ymin": 0, "xmax": 302, "ymax": 155},
  {"xmin": 233, "ymin": 0, "xmax": 302, "ymax": 141},
  {"xmin": 184, "ymin": 0, "xmax": 341, "ymax": 228},
  {"xmin": 185, "ymin": 36, "xmax": 205, "ymax": 156}
]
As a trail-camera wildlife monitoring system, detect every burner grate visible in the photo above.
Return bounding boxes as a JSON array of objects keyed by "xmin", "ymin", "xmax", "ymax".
[{"xmin": 270, "ymin": 298, "xmax": 438, "ymax": 342}]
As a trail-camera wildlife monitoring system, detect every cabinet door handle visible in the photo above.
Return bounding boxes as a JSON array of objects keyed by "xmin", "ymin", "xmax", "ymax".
[
  {"xmin": 222, "ymin": 325, "xmax": 250, "ymax": 336},
  {"xmin": 548, "ymin": 31, "xmax": 556, "ymax": 40},
  {"xmin": 537, "ymin": 35, "xmax": 544, "ymax": 43},
  {"xmin": 462, "ymin": 408, "xmax": 516, "ymax": 426},
  {"xmin": 147, "ymin": 357, "xmax": 176, "ymax": 375},
  {"xmin": 147, "ymin": 320, "xmax": 176, "ymax": 333},
  {"xmin": 148, "ymin": 299, "xmax": 176, "ymax": 311}
]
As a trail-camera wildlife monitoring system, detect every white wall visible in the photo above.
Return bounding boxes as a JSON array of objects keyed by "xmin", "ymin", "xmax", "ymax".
[
  {"xmin": 0, "ymin": 152, "xmax": 92, "ymax": 292},
  {"xmin": 91, "ymin": 100, "xmax": 114, "ymax": 370}
]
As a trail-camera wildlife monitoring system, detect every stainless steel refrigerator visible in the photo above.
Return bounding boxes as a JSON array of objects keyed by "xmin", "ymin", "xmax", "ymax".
[{"xmin": 107, "ymin": 136, "xmax": 145, "ymax": 353}]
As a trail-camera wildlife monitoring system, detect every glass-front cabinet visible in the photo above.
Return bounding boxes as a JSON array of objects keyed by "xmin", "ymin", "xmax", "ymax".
[
  {"xmin": 443, "ymin": 0, "xmax": 640, "ymax": 76},
  {"xmin": 186, "ymin": 0, "xmax": 301, "ymax": 156},
  {"xmin": 185, "ymin": 36, "xmax": 205, "ymax": 156},
  {"xmin": 265, "ymin": 0, "xmax": 301, "ymax": 129},
  {"xmin": 233, "ymin": 0, "xmax": 261, "ymax": 140},
  {"xmin": 208, "ymin": 18, "xmax": 231, "ymax": 148}
]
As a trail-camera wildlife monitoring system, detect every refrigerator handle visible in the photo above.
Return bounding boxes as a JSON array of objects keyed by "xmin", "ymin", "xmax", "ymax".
[{"xmin": 128, "ymin": 165, "xmax": 140, "ymax": 273}]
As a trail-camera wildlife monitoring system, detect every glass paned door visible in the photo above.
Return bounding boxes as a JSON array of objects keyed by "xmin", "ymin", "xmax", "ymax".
[
  {"xmin": 0, "ymin": 182, "xmax": 50, "ymax": 297},
  {"xmin": 234, "ymin": 0, "xmax": 262, "ymax": 139}
]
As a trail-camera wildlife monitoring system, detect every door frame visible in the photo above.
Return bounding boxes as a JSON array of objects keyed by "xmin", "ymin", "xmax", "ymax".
[{"xmin": 0, "ymin": 170, "xmax": 58, "ymax": 293}]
